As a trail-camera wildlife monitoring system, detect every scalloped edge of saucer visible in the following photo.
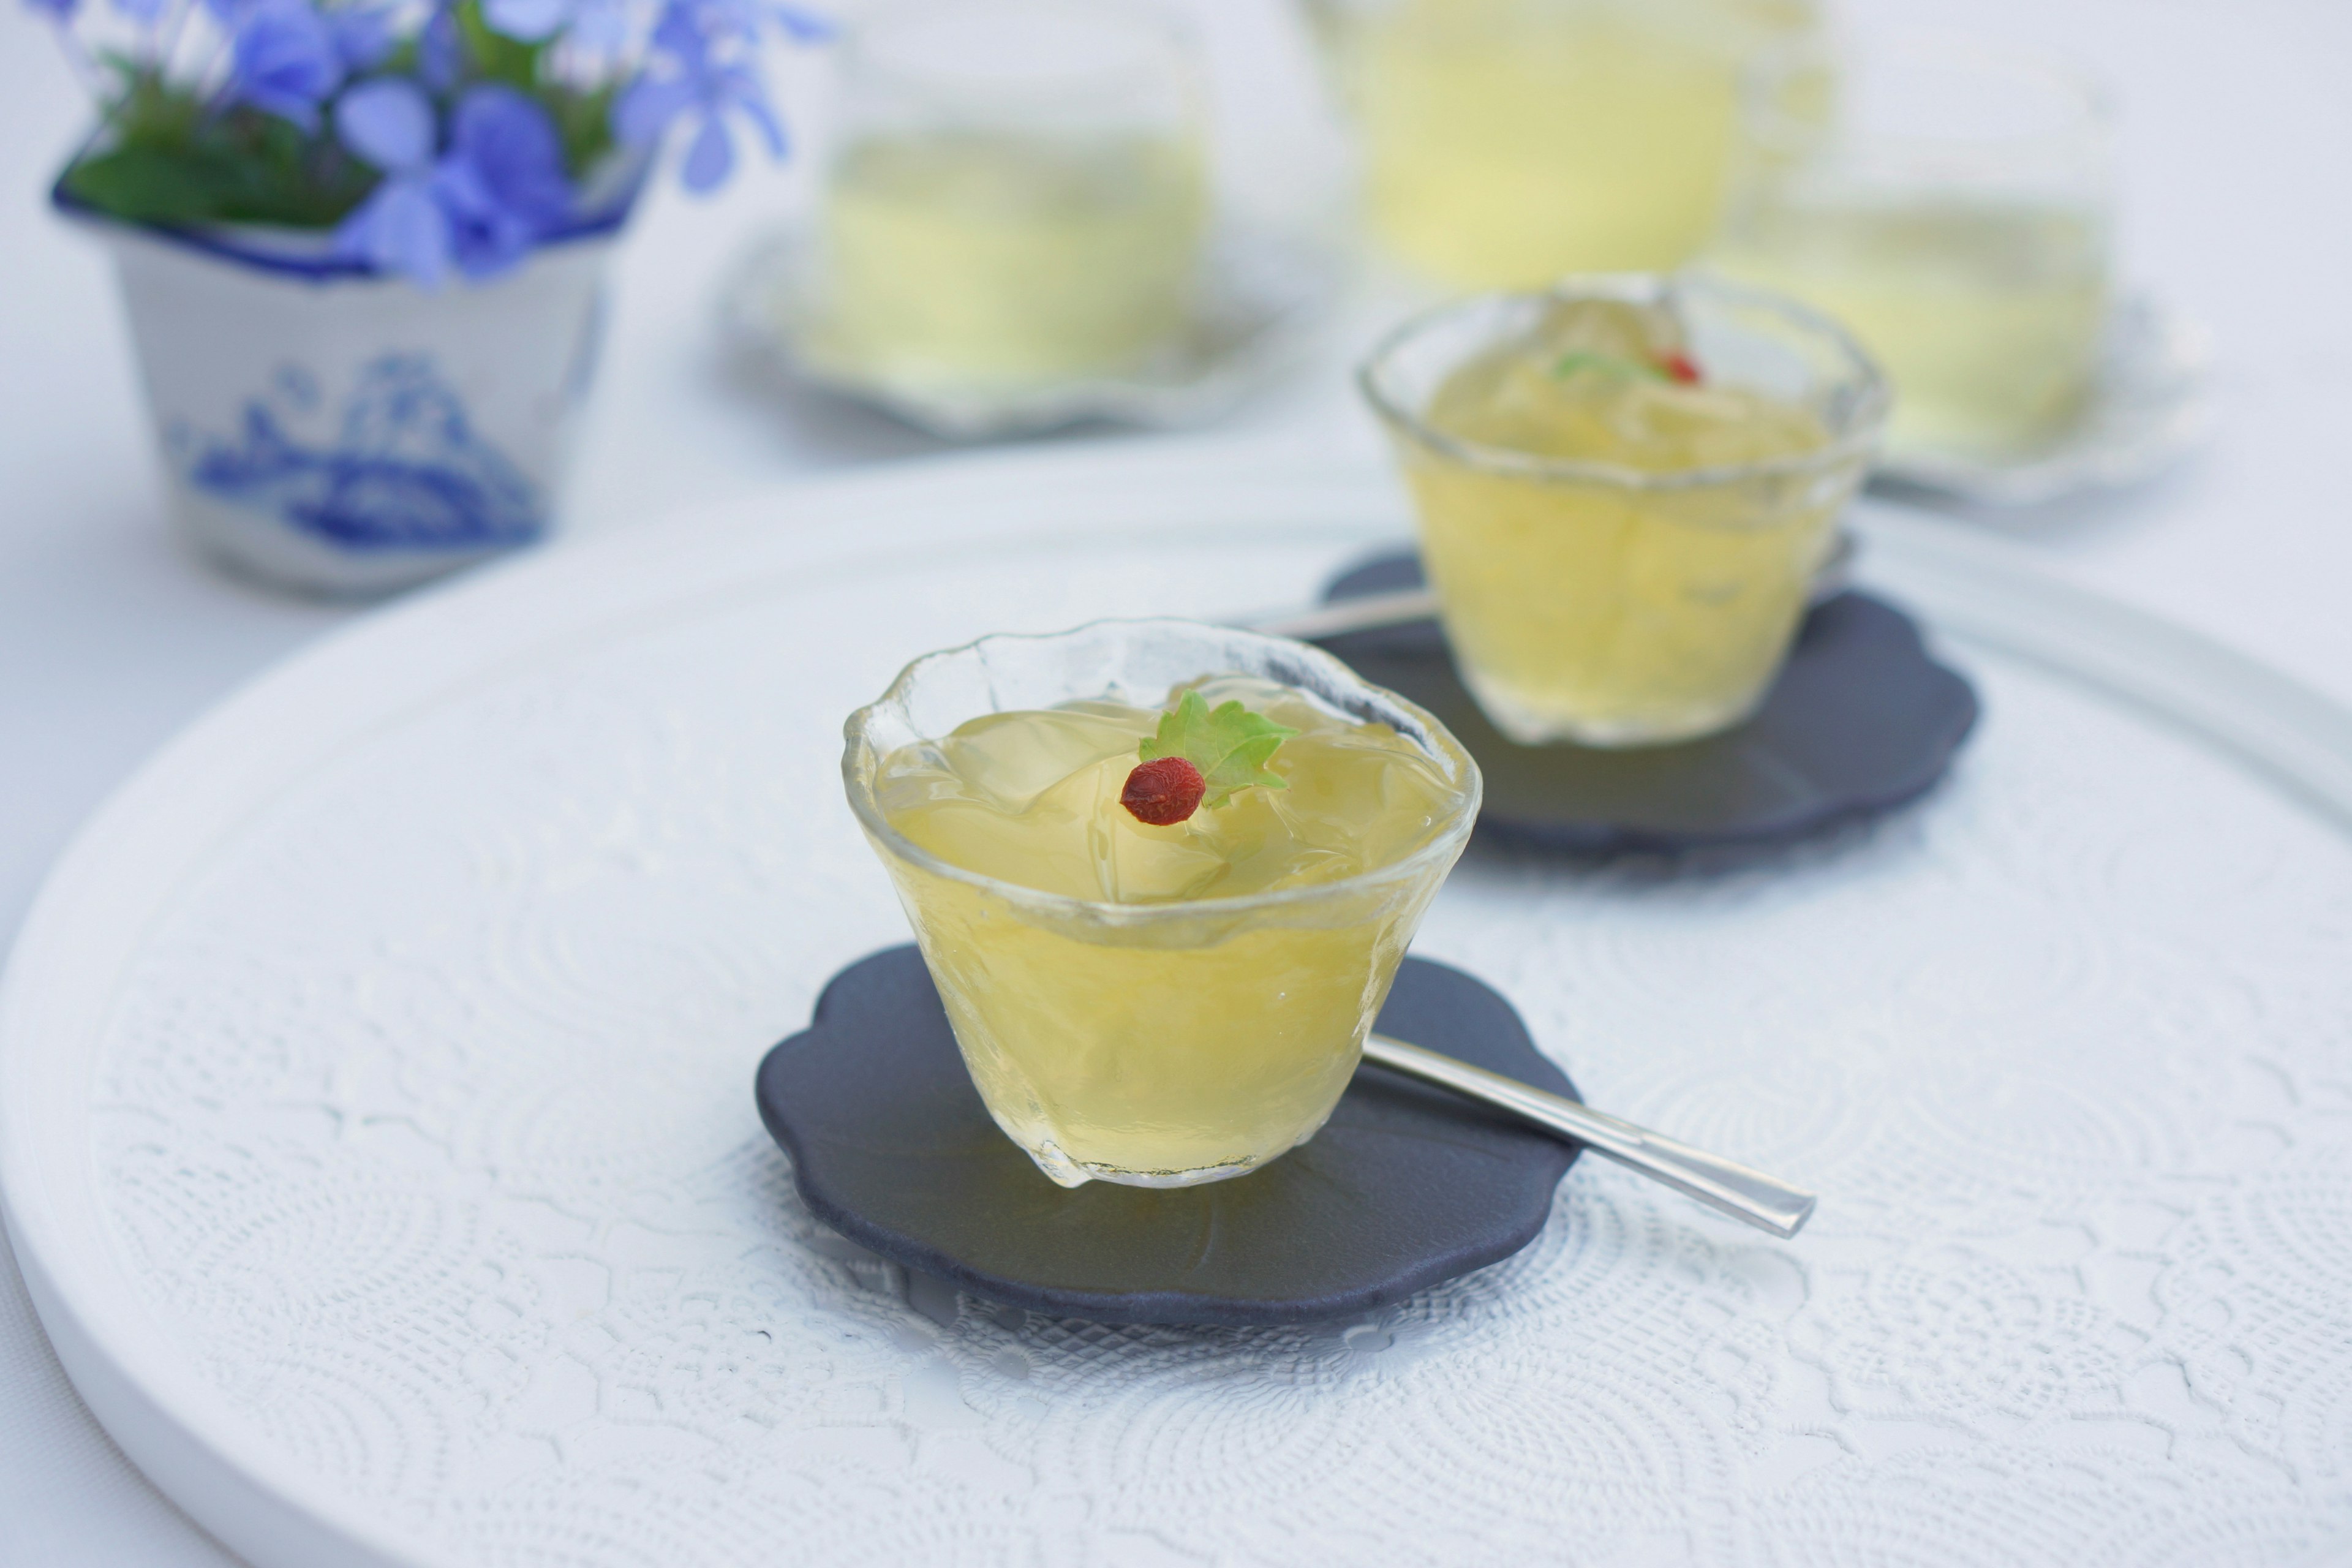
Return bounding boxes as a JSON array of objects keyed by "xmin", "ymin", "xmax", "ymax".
[{"xmin": 755, "ymin": 947, "xmax": 1582, "ymax": 1328}]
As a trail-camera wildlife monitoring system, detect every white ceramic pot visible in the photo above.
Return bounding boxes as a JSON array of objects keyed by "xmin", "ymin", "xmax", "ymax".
[{"xmin": 70, "ymin": 201, "xmax": 623, "ymax": 598}]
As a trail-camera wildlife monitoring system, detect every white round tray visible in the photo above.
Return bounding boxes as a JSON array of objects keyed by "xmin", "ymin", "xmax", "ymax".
[{"xmin": 6, "ymin": 442, "xmax": 2351, "ymax": 1568}]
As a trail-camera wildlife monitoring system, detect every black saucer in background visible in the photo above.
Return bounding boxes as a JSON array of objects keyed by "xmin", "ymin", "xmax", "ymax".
[
  {"xmin": 757, "ymin": 946, "xmax": 1581, "ymax": 1328},
  {"xmin": 1317, "ymin": 551, "xmax": 1980, "ymax": 853}
]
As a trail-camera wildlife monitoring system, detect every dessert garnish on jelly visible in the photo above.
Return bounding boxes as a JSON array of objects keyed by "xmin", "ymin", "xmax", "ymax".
[
  {"xmin": 1433, "ymin": 297, "xmax": 1822, "ymax": 473},
  {"xmin": 1550, "ymin": 348, "xmax": 1703, "ymax": 385},
  {"xmin": 1121, "ymin": 689, "xmax": 1296, "ymax": 824},
  {"xmin": 873, "ymin": 676, "xmax": 1455, "ymax": 905}
]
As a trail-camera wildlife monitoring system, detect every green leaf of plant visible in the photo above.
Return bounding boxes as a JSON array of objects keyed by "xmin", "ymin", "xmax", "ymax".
[
  {"xmin": 1551, "ymin": 350, "xmax": 1668, "ymax": 382},
  {"xmin": 1139, "ymin": 690, "xmax": 1298, "ymax": 810}
]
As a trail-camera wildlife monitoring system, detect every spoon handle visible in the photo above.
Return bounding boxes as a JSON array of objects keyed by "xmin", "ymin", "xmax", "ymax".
[{"xmin": 1362, "ymin": 1035, "xmax": 1818, "ymax": 1239}]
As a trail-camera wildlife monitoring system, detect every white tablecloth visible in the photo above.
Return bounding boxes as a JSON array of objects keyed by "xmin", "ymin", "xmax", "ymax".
[{"xmin": 2, "ymin": 0, "xmax": 2348, "ymax": 1561}]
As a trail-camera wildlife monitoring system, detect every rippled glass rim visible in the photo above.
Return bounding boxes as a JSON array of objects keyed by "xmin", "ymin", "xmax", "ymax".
[
  {"xmin": 843, "ymin": 618, "xmax": 1483, "ymax": 926},
  {"xmin": 1357, "ymin": 271, "xmax": 1892, "ymax": 492}
]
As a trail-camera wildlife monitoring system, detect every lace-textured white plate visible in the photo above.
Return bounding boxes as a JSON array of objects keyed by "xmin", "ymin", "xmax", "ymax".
[{"xmin": 4, "ymin": 444, "xmax": 2350, "ymax": 1568}]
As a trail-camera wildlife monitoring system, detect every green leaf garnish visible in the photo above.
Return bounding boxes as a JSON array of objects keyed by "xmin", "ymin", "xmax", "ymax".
[
  {"xmin": 1551, "ymin": 350, "xmax": 1668, "ymax": 382},
  {"xmin": 1139, "ymin": 690, "xmax": 1298, "ymax": 810}
]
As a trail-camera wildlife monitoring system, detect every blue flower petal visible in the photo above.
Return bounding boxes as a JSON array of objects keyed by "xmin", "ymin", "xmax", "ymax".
[
  {"xmin": 483, "ymin": 0, "xmax": 568, "ymax": 42},
  {"xmin": 680, "ymin": 111, "xmax": 734, "ymax": 193},
  {"xmin": 771, "ymin": 2, "xmax": 831, "ymax": 42},
  {"xmin": 330, "ymin": 7, "xmax": 395, "ymax": 69},
  {"xmin": 225, "ymin": 0, "xmax": 345, "ymax": 127},
  {"xmin": 430, "ymin": 157, "xmax": 537, "ymax": 279},
  {"xmin": 562, "ymin": 0, "xmax": 632, "ymax": 55},
  {"xmin": 336, "ymin": 77, "xmax": 436, "ymax": 172},
  {"xmin": 612, "ymin": 73, "xmax": 696, "ymax": 148},
  {"xmin": 719, "ymin": 69, "xmax": 786, "ymax": 159},
  {"xmin": 336, "ymin": 176, "xmax": 453, "ymax": 290},
  {"xmin": 418, "ymin": 5, "xmax": 463, "ymax": 91},
  {"xmin": 452, "ymin": 84, "xmax": 574, "ymax": 233}
]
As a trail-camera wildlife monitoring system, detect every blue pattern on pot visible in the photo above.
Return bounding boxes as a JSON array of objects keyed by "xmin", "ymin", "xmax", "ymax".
[{"xmin": 182, "ymin": 356, "xmax": 541, "ymax": 552}]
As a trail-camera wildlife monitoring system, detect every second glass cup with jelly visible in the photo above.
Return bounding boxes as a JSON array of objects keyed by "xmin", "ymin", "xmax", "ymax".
[
  {"xmin": 845, "ymin": 621, "xmax": 1480, "ymax": 1190},
  {"xmin": 1360, "ymin": 274, "xmax": 1888, "ymax": 748},
  {"xmin": 818, "ymin": 0, "xmax": 1210, "ymax": 388},
  {"xmin": 1711, "ymin": 36, "xmax": 2114, "ymax": 461}
]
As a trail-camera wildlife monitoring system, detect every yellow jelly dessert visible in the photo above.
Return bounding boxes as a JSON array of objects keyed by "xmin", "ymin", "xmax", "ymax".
[
  {"xmin": 1365, "ymin": 288, "xmax": 1882, "ymax": 745},
  {"xmin": 1713, "ymin": 200, "xmax": 2109, "ymax": 458},
  {"xmin": 820, "ymin": 128, "xmax": 1207, "ymax": 385},
  {"xmin": 859, "ymin": 669, "xmax": 1476, "ymax": 1188},
  {"xmin": 1329, "ymin": 0, "xmax": 1818, "ymax": 286}
]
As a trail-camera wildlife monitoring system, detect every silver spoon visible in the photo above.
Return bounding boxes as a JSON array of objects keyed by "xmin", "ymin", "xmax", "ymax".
[
  {"xmin": 1362, "ymin": 1035, "xmax": 1817, "ymax": 1238},
  {"xmin": 1247, "ymin": 530, "xmax": 1860, "ymax": 643}
]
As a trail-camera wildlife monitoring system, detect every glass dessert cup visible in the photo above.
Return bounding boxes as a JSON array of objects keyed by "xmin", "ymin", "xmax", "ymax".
[
  {"xmin": 1711, "ymin": 34, "xmax": 2114, "ymax": 461},
  {"xmin": 816, "ymin": 0, "xmax": 1210, "ymax": 389},
  {"xmin": 1302, "ymin": 0, "xmax": 1823, "ymax": 287},
  {"xmin": 1359, "ymin": 273, "xmax": 1888, "ymax": 748},
  {"xmin": 843, "ymin": 620, "xmax": 1481, "ymax": 1189}
]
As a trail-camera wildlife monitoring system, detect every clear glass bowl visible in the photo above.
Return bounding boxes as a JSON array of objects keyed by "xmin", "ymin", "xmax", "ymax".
[
  {"xmin": 1300, "ymin": 0, "xmax": 1825, "ymax": 286},
  {"xmin": 1713, "ymin": 32, "xmax": 2114, "ymax": 460},
  {"xmin": 843, "ymin": 619, "xmax": 1481, "ymax": 1189},
  {"xmin": 1359, "ymin": 271, "xmax": 1888, "ymax": 747},
  {"xmin": 816, "ymin": 0, "xmax": 1211, "ymax": 389}
]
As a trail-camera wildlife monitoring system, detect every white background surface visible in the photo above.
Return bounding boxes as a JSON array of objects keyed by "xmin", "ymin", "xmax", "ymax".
[{"xmin": 1, "ymin": 0, "xmax": 2348, "ymax": 1562}]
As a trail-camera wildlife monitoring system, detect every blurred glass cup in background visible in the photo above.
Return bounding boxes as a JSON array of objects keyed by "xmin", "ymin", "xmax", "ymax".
[
  {"xmin": 817, "ymin": 0, "xmax": 1210, "ymax": 388},
  {"xmin": 1305, "ymin": 0, "xmax": 1821, "ymax": 288},
  {"xmin": 1711, "ymin": 36, "xmax": 2114, "ymax": 461},
  {"xmin": 1360, "ymin": 275, "xmax": 1887, "ymax": 747}
]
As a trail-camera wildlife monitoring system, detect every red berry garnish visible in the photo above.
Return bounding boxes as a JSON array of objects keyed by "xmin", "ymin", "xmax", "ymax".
[
  {"xmin": 1659, "ymin": 351, "xmax": 1703, "ymax": 385},
  {"xmin": 1121, "ymin": 756, "xmax": 1206, "ymax": 825}
]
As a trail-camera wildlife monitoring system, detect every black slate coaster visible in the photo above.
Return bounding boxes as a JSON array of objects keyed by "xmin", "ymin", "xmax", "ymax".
[
  {"xmin": 1317, "ymin": 551, "xmax": 1980, "ymax": 853},
  {"xmin": 756, "ymin": 946, "xmax": 1581, "ymax": 1327}
]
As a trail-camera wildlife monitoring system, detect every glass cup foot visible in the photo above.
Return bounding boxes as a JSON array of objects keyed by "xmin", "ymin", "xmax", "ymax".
[
  {"xmin": 1028, "ymin": 1140, "xmax": 1265, "ymax": 1189},
  {"xmin": 1465, "ymin": 668, "xmax": 1774, "ymax": 748}
]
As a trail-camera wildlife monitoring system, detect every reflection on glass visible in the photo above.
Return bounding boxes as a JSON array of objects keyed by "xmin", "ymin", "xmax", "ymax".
[
  {"xmin": 1309, "ymin": 0, "xmax": 1820, "ymax": 287},
  {"xmin": 820, "ymin": 0, "xmax": 1208, "ymax": 386},
  {"xmin": 1712, "ymin": 37, "xmax": 2113, "ymax": 459}
]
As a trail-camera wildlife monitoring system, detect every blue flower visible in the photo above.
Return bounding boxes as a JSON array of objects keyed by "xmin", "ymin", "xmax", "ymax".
[
  {"xmin": 222, "ymin": 0, "xmax": 349, "ymax": 130},
  {"xmin": 453, "ymin": 85, "xmax": 574, "ymax": 226},
  {"xmin": 334, "ymin": 78, "xmax": 577, "ymax": 288},
  {"xmin": 24, "ymin": 0, "xmax": 79, "ymax": 23},
  {"xmin": 480, "ymin": 0, "xmax": 566, "ymax": 40},
  {"xmin": 688, "ymin": 0, "xmax": 831, "ymax": 43},
  {"xmin": 418, "ymin": 0, "xmax": 464, "ymax": 90},
  {"xmin": 443, "ymin": 85, "xmax": 575, "ymax": 271},
  {"xmin": 334, "ymin": 77, "xmax": 448, "ymax": 285},
  {"xmin": 328, "ymin": 6, "xmax": 397, "ymax": 71},
  {"xmin": 613, "ymin": 0, "xmax": 787, "ymax": 194}
]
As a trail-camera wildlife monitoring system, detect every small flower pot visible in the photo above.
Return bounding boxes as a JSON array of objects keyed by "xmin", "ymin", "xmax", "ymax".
[{"xmin": 58, "ymin": 189, "xmax": 630, "ymax": 598}]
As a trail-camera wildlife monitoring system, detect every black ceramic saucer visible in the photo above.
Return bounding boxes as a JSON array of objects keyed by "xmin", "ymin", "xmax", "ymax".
[
  {"xmin": 756, "ymin": 946, "xmax": 1581, "ymax": 1327},
  {"xmin": 1316, "ymin": 551, "xmax": 1980, "ymax": 853}
]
